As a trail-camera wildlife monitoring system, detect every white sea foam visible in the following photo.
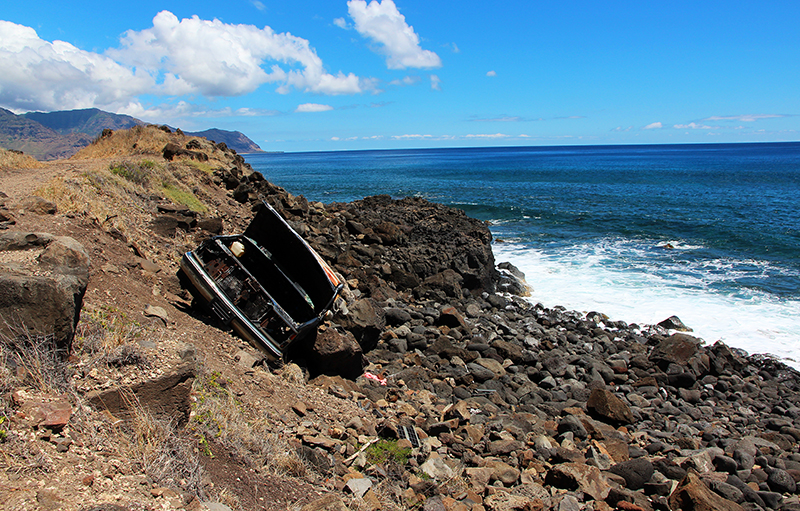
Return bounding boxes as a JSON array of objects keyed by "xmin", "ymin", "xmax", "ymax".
[{"xmin": 493, "ymin": 242, "xmax": 800, "ymax": 370}]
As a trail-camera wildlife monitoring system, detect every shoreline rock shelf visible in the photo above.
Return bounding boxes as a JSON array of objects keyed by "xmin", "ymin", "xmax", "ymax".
[
  {"xmin": 218, "ymin": 158, "xmax": 800, "ymax": 510},
  {"xmin": 327, "ymin": 293, "xmax": 800, "ymax": 510}
]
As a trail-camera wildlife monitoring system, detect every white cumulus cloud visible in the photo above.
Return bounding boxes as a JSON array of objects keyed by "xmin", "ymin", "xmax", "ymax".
[
  {"xmin": 430, "ymin": 74, "xmax": 441, "ymax": 91},
  {"xmin": 296, "ymin": 103, "xmax": 334, "ymax": 112},
  {"xmin": 346, "ymin": 0, "xmax": 441, "ymax": 69},
  {"xmin": 0, "ymin": 20, "xmax": 153, "ymax": 112},
  {"xmin": 704, "ymin": 114, "xmax": 785, "ymax": 122},
  {"xmin": 0, "ymin": 12, "xmax": 370, "ymax": 113},
  {"xmin": 642, "ymin": 122, "xmax": 663, "ymax": 130},
  {"xmin": 486, "ymin": 70, "xmax": 497, "ymax": 77},
  {"xmin": 465, "ymin": 133, "xmax": 510, "ymax": 139},
  {"xmin": 112, "ymin": 11, "xmax": 364, "ymax": 97},
  {"xmin": 388, "ymin": 75, "xmax": 420, "ymax": 87}
]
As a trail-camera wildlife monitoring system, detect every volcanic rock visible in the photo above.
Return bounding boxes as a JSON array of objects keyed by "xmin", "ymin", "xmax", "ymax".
[
  {"xmin": 586, "ymin": 388, "xmax": 634, "ymax": 424},
  {"xmin": 669, "ymin": 470, "xmax": 745, "ymax": 511},
  {"xmin": 0, "ymin": 232, "xmax": 90, "ymax": 355}
]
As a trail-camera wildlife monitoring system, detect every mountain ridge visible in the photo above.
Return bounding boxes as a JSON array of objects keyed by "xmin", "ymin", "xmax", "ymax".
[{"xmin": 0, "ymin": 107, "xmax": 264, "ymax": 159}]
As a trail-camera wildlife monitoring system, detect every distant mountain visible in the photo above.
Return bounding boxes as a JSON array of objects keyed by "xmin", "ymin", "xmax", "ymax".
[
  {"xmin": 23, "ymin": 108, "xmax": 142, "ymax": 135},
  {"xmin": 0, "ymin": 108, "xmax": 264, "ymax": 160},
  {"xmin": 183, "ymin": 128, "xmax": 264, "ymax": 154},
  {"xmin": 0, "ymin": 108, "xmax": 92, "ymax": 160}
]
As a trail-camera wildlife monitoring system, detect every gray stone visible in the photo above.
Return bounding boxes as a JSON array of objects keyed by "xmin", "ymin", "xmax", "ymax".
[
  {"xmin": 20, "ymin": 196, "xmax": 57, "ymax": 215},
  {"xmin": 557, "ymin": 495, "xmax": 581, "ymax": 511},
  {"xmin": 757, "ymin": 491, "xmax": 783, "ymax": 510},
  {"xmin": 0, "ymin": 232, "xmax": 89, "ymax": 356},
  {"xmin": 706, "ymin": 479, "xmax": 744, "ymax": 503},
  {"xmin": 144, "ymin": 304, "xmax": 169, "ymax": 325},
  {"xmin": 421, "ymin": 455, "xmax": 455, "ymax": 481},
  {"xmin": 558, "ymin": 415, "xmax": 588, "ymax": 439},
  {"xmin": 767, "ymin": 468, "xmax": 796, "ymax": 494},
  {"xmin": 714, "ymin": 455, "xmax": 740, "ymax": 474},
  {"xmin": 610, "ymin": 458, "xmax": 654, "ymax": 490},
  {"xmin": 87, "ymin": 363, "xmax": 195, "ymax": 425},
  {"xmin": 345, "ymin": 477, "xmax": 372, "ymax": 499},
  {"xmin": 544, "ymin": 462, "xmax": 610, "ymax": 500},
  {"xmin": 467, "ymin": 362, "xmax": 495, "ymax": 382},
  {"xmin": 308, "ymin": 328, "xmax": 364, "ymax": 379},
  {"xmin": 587, "ymin": 388, "xmax": 634, "ymax": 424},
  {"xmin": 734, "ymin": 449, "xmax": 756, "ymax": 471}
]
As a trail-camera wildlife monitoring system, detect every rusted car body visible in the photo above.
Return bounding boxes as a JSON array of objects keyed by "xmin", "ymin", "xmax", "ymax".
[{"xmin": 179, "ymin": 201, "xmax": 342, "ymax": 360}]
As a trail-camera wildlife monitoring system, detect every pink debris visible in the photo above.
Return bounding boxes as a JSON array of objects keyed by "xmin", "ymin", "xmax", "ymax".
[{"xmin": 362, "ymin": 372, "xmax": 387, "ymax": 386}]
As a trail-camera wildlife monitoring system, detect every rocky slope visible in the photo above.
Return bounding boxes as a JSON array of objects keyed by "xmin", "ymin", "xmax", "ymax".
[
  {"xmin": 1, "ymin": 125, "xmax": 800, "ymax": 511},
  {"xmin": 182, "ymin": 129, "xmax": 264, "ymax": 154}
]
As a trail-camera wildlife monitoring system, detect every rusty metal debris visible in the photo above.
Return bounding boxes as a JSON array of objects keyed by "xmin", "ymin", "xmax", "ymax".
[{"xmin": 179, "ymin": 200, "xmax": 342, "ymax": 360}]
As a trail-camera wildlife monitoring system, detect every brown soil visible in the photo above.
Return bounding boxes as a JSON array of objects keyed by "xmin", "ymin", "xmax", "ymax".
[{"xmin": 0, "ymin": 143, "xmax": 372, "ymax": 510}]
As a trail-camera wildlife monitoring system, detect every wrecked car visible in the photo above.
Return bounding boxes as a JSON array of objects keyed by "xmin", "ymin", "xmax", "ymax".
[{"xmin": 179, "ymin": 200, "xmax": 343, "ymax": 360}]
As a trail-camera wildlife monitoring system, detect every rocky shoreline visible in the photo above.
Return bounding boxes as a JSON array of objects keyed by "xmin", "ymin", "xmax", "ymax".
[
  {"xmin": 3, "ymin": 130, "xmax": 800, "ymax": 511},
  {"xmin": 220, "ymin": 159, "xmax": 800, "ymax": 510}
]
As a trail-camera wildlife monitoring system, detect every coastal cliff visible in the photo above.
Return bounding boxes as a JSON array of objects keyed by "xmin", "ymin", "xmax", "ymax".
[{"xmin": 2, "ymin": 127, "xmax": 800, "ymax": 511}]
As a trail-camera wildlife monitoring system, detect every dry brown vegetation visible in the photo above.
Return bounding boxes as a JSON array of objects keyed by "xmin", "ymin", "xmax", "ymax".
[
  {"xmin": 0, "ymin": 148, "xmax": 42, "ymax": 171},
  {"xmin": 0, "ymin": 126, "xmax": 373, "ymax": 511}
]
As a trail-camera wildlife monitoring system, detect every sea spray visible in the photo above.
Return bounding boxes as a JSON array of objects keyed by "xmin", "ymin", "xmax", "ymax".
[{"xmin": 492, "ymin": 240, "xmax": 800, "ymax": 368}]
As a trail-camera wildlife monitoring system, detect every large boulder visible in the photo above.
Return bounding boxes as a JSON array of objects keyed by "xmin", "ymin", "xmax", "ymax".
[
  {"xmin": 0, "ymin": 232, "xmax": 90, "ymax": 356},
  {"xmin": 669, "ymin": 470, "xmax": 745, "ymax": 511},
  {"xmin": 544, "ymin": 462, "xmax": 611, "ymax": 501},
  {"xmin": 307, "ymin": 328, "xmax": 365, "ymax": 380},
  {"xmin": 87, "ymin": 363, "xmax": 195, "ymax": 426},
  {"xmin": 587, "ymin": 388, "xmax": 634, "ymax": 425},
  {"xmin": 334, "ymin": 298, "xmax": 385, "ymax": 351},
  {"xmin": 649, "ymin": 333, "xmax": 702, "ymax": 368},
  {"xmin": 331, "ymin": 196, "xmax": 498, "ymax": 294}
]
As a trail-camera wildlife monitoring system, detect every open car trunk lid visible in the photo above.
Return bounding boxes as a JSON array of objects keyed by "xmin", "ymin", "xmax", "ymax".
[
  {"xmin": 243, "ymin": 201, "xmax": 342, "ymax": 316},
  {"xmin": 179, "ymin": 200, "xmax": 342, "ymax": 360}
]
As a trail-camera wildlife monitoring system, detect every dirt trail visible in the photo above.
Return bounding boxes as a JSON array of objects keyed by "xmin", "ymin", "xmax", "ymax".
[{"xmin": 0, "ymin": 160, "xmax": 96, "ymax": 198}]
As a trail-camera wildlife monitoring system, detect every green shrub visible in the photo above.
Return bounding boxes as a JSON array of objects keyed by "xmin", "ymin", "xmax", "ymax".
[
  {"xmin": 161, "ymin": 182, "xmax": 207, "ymax": 213},
  {"xmin": 110, "ymin": 161, "xmax": 152, "ymax": 186},
  {"xmin": 365, "ymin": 439, "xmax": 412, "ymax": 466}
]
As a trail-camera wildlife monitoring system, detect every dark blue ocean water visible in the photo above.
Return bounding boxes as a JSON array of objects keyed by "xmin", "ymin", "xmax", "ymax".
[{"xmin": 246, "ymin": 143, "xmax": 800, "ymax": 364}]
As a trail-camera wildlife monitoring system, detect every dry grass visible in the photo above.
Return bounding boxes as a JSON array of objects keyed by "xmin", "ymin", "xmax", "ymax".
[
  {"xmin": 121, "ymin": 392, "xmax": 204, "ymax": 497},
  {"xmin": 76, "ymin": 305, "xmax": 151, "ymax": 355},
  {"xmin": 0, "ymin": 432, "xmax": 56, "ymax": 475},
  {"xmin": 73, "ymin": 125, "xmax": 175, "ymax": 159},
  {"xmin": 73, "ymin": 125, "xmax": 239, "ymax": 171},
  {"xmin": 190, "ymin": 369, "xmax": 307, "ymax": 478},
  {"xmin": 0, "ymin": 324, "xmax": 116, "ymax": 477},
  {"xmin": 34, "ymin": 157, "xmax": 208, "ymax": 244},
  {"xmin": 0, "ymin": 148, "xmax": 42, "ymax": 170},
  {"xmin": 0, "ymin": 326, "xmax": 71, "ymax": 395}
]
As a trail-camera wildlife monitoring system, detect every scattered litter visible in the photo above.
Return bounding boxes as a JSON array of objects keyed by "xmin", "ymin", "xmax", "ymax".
[
  {"xmin": 362, "ymin": 372, "xmax": 387, "ymax": 386},
  {"xmin": 397, "ymin": 425, "xmax": 420, "ymax": 449}
]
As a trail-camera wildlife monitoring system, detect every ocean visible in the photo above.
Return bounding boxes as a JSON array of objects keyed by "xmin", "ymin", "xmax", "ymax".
[{"xmin": 245, "ymin": 142, "xmax": 800, "ymax": 367}]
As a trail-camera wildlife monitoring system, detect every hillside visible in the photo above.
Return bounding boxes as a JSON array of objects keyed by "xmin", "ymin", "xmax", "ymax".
[
  {"xmin": 183, "ymin": 128, "xmax": 264, "ymax": 154},
  {"xmin": 0, "ymin": 108, "xmax": 263, "ymax": 160},
  {"xmin": 23, "ymin": 108, "xmax": 142, "ymax": 136},
  {"xmin": 2, "ymin": 125, "xmax": 800, "ymax": 511},
  {"xmin": 0, "ymin": 107, "xmax": 91, "ymax": 160}
]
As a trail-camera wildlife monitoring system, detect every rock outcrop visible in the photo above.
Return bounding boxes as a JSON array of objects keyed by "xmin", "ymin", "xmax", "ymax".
[{"xmin": 0, "ymin": 231, "xmax": 89, "ymax": 355}]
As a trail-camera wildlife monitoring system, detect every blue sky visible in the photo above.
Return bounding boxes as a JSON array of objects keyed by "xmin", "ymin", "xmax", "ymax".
[{"xmin": 1, "ymin": 1, "xmax": 798, "ymax": 152}]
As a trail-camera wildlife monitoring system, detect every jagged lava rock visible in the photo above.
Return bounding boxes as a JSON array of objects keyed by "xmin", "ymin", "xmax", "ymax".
[{"xmin": 586, "ymin": 388, "xmax": 634, "ymax": 424}]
